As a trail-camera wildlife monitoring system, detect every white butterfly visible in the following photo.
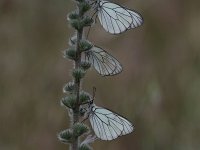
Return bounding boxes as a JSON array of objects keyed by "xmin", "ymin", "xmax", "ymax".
[
  {"xmin": 84, "ymin": 88, "xmax": 134, "ymax": 141},
  {"xmin": 88, "ymin": 102, "xmax": 134, "ymax": 140},
  {"xmin": 90, "ymin": 0, "xmax": 143, "ymax": 34},
  {"xmin": 83, "ymin": 46, "xmax": 122, "ymax": 76},
  {"xmin": 69, "ymin": 37, "xmax": 122, "ymax": 76}
]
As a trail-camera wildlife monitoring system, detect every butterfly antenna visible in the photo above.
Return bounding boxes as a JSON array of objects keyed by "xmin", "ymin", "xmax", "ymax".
[{"xmin": 92, "ymin": 87, "xmax": 96, "ymax": 102}]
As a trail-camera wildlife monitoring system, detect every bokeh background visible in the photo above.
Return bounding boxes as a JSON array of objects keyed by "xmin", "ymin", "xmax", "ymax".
[{"xmin": 1, "ymin": 0, "xmax": 200, "ymax": 150}]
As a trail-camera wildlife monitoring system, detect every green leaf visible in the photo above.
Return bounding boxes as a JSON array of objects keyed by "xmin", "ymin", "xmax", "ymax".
[
  {"xmin": 61, "ymin": 95, "xmax": 76, "ymax": 109},
  {"xmin": 70, "ymin": 19, "xmax": 83, "ymax": 31},
  {"xmin": 79, "ymin": 2, "xmax": 91, "ymax": 14},
  {"xmin": 69, "ymin": 16, "xmax": 93, "ymax": 31},
  {"xmin": 73, "ymin": 123, "xmax": 89, "ymax": 137},
  {"xmin": 58, "ymin": 129, "xmax": 73, "ymax": 144},
  {"xmin": 63, "ymin": 82, "xmax": 75, "ymax": 93},
  {"xmin": 63, "ymin": 47, "xmax": 77, "ymax": 60},
  {"xmin": 79, "ymin": 40, "xmax": 93, "ymax": 52},
  {"xmin": 72, "ymin": 68, "xmax": 86, "ymax": 81},
  {"xmin": 80, "ymin": 91, "xmax": 91, "ymax": 103},
  {"xmin": 68, "ymin": 11, "xmax": 79, "ymax": 20}
]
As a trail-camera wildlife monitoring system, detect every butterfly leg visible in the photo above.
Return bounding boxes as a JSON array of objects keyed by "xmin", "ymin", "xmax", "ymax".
[{"xmin": 80, "ymin": 115, "xmax": 89, "ymax": 123}]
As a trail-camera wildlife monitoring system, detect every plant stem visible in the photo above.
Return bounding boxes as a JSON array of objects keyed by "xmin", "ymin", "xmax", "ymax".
[{"xmin": 71, "ymin": 7, "xmax": 84, "ymax": 150}]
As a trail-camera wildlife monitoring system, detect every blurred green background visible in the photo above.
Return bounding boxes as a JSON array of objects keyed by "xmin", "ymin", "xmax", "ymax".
[{"xmin": 1, "ymin": 0, "xmax": 200, "ymax": 150}]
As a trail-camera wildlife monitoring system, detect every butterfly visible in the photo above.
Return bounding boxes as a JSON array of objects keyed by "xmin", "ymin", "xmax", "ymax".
[
  {"xmin": 90, "ymin": 0, "xmax": 143, "ymax": 34},
  {"xmin": 83, "ymin": 46, "xmax": 122, "ymax": 76},
  {"xmin": 83, "ymin": 88, "xmax": 134, "ymax": 140},
  {"xmin": 69, "ymin": 37, "xmax": 122, "ymax": 76}
]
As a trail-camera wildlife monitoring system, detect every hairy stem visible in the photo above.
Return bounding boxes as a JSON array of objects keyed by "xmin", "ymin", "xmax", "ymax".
[{"xmin": 71, "ymin": 7, "xmax": 84, "ymax": 150}]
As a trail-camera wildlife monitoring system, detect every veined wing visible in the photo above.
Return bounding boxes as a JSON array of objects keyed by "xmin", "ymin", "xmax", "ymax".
[
  {"xmin": 97, "ymin": 0, "xmax": 143, "ymax": 34},
  {"xmin": 89, "ymin": 105, "xmax": 134, "ymax": 140},
  {"xmin": 83, "ymin": 46, "xmax": 122, "ymax": 76},
  {"xmin": 127, "ymin": 10, "xmax": 143, "ymax": 29}
]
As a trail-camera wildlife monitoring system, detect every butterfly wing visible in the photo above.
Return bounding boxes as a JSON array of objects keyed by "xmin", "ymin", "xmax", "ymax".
[
  {"xmin": 127, "ymin": 10, "xmax": 143, "ymax": 29},
  {"xmin": 98, "ymin": 0, "xmax": 133, "ymax": 34},
  {"xmin": 89, "ymin": 105, "xmax": 134, "ymax": 140},
  {"xmin": 83, "ymin": 46, "xmax": 122, "ymax": 76},
  {"xmin": 97, "ymin": 0, "xmax": 143, "ymax": 34},
  {"xmin": 118, "ymin": 115, "xmax": 134, "ymax": 135}
]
